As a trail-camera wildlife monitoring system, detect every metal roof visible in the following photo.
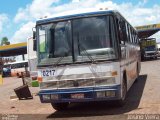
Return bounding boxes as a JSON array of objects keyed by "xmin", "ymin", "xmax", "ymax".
[
  {"xmin": 0, "ymin": 42, "xmax": 27, "ymax": 57},
  {"xmin": 135, "ymin": 24, "xmax": 160, "ymax": 38}
]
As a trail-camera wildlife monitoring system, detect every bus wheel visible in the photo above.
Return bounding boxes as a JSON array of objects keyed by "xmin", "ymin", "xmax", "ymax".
[
  {"xmin": 51, "ymin": 102, "xmax": 69, "ymax": 111},
  {"xmin": 117, "ymin": 78, "xmax": 127, "ymax": 107}
]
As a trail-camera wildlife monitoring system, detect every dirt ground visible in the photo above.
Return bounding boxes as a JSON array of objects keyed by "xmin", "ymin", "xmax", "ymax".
[{"xmin": 0, "ymin": 59, "xmax": 160, "ymax": 120}]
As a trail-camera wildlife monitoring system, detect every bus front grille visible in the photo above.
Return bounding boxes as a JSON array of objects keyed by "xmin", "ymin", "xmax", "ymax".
[{"xmin": 40, "ymin": 77, "xmax": 115, "ymax": 89}]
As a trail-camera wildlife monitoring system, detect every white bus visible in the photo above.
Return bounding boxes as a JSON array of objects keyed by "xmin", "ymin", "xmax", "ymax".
[
  {"xmin": 34, "ymin": 9, "xmax": 141, "ymax": 110},
  {"xmin": 3, "ymin": 60, "xmax": 28, "ymax": 77}
]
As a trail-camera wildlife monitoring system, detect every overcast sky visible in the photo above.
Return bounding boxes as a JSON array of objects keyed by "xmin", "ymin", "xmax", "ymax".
[{"xmin": 0, "ymin": 0, "xmax": 160, "ymax": 44}]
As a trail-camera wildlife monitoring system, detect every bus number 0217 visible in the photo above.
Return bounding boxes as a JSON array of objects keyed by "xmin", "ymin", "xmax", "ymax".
[{"xmin": 41, "ymin": 69, "xmax": 55, "ymax": 77}]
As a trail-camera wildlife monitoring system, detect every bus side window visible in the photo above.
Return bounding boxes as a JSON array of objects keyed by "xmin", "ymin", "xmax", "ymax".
[
  {"xmin": 119, "ymin": 20, "xmax": 127, "ymax": 44},
  {"xmin": 116, "ymin": 19, "xmax": 121, "ymax": 44},
  {"xmin": 116, "ymin": 19, "xmax": 124, "ymax": 44}
]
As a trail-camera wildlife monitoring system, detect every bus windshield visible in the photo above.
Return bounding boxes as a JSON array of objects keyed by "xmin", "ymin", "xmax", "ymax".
[
  {"xmin": 145, "ymin": 46, "xmax": 156, "ymax": 51},
  {"xmin": 37, "ymin": 15, "xmax": 118, "ymax": 66}
]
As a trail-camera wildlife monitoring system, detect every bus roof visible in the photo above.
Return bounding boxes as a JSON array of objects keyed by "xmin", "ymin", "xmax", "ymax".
[{"xmin": 36, "ymin": 9, "xmax": 117, "ymax": 25}]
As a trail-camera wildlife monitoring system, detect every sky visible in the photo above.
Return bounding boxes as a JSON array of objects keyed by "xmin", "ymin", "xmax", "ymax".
[{"xmin": 0, "ymin": 0, "xmax": 160, "ymax": 44}]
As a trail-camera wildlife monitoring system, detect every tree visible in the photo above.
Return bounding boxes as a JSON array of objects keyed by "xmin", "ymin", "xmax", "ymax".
[{"xmin": 1, "ymin": 37, "xmax": 10, "ymax": 46}]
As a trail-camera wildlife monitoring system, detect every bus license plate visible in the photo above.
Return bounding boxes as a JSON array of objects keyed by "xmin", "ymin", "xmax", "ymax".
[
  {"xmin": 41, "ymin": 69, "xmax": 56, "ymax": 77},
  {"xmin": 71, "ymin": 93, "xmax": 84, "ymax": 99}
]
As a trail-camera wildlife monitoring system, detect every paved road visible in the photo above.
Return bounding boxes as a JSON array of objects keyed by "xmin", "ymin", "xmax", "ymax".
[{"xmin": 0, "ymin": 59, "xmax": 160, "ymax": 120}]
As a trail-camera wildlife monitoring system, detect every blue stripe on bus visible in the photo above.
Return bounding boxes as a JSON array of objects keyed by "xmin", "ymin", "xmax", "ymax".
[{"xmin": 38, "ymin": 84, "xmax": 121, "ymax": 103}]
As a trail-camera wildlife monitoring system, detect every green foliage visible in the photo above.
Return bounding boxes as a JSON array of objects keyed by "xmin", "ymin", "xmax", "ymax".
[{"xmin": 1, "ymin": 37, "xmax": 10, "ymax": 46}]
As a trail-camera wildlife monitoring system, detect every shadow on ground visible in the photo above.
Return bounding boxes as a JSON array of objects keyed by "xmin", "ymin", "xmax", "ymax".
[{"xmin": 47, "ymin": 74, "xmax": 147, "ymax": 118}]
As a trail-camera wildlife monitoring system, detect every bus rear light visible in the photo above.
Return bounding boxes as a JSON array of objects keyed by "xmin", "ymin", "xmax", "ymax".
[{"xmin": 38, "ymin": 77, "xmax": 43, "ymax": 83}]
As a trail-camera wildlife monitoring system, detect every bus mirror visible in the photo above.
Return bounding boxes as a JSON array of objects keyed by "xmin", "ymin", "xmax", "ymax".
[
  {"xmin": 33, "ymin": 39, "xmax": 37, "ymax": 51},
  {"xmin": 32, "ymin": 27, "xmax": 36, "ymax": 40},
  {"xmin": 33, "ymin": 31, "xmax": 36, "ymax": 40},
  {"xmin": 119, "ymin": 21, "xmax": 127, "ymax": 42},
  {"xmin": 32, "ymin": 28, "xmax": 37, "ymax": 51}
]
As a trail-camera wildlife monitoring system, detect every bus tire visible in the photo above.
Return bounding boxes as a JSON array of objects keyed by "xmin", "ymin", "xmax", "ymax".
[
  {"xmin": 117, "ymin": 76, "xmax": 127, "ymax": 107},
  {"xmin": 51, "ymin": 102, "xmax": 69, "ymax": 111}
]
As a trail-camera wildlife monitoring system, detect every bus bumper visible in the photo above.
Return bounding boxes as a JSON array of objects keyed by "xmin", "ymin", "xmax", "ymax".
[
  {"xmin": 38, "ymin": 84, "xmax": 121, "ymax": 103},
  {"xmin": 144, "ymin": 53, "xmax": 157, "ymax": 58}
]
